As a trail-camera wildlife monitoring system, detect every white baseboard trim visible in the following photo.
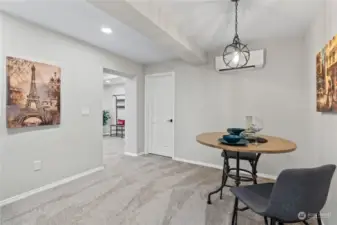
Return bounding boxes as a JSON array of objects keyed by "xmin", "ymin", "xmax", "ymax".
[
  {"xmin": 173, "ymin": 157, "xmax": 277, "ymax": 180},
  {"xmin": 257, "ymin": 173, "xmax": 277, "ymax": 180},
  {"xmin": 124, "ymin": 152, "xmax": 145, "ymax": 157},
  {"xmin": 173, "ymin": 157, "xmax": 223, "ymax": 170},
  {"xmin": 0, "ymin": 166, "xmax": 104, "ymax": 207}
]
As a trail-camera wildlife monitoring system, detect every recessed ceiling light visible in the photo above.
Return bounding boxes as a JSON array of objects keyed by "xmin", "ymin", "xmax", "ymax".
[
  {"xmin": 101, "ymin": 26, "xmax": 113, "ymax": 34},
  {"xmin": 105, "ymin": 80, "xmax": 111, "ymax": 83}
]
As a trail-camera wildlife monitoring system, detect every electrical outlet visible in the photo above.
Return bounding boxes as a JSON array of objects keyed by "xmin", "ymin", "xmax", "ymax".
[{"xmin": 34, "ymin": 160, "xmax": 42, "ymax": 171}]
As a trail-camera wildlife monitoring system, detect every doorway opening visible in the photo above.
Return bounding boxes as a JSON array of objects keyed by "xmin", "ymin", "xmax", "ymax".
[{"xmin": 102, "ymin": 72, "xmax": 128, "ymax": 161}]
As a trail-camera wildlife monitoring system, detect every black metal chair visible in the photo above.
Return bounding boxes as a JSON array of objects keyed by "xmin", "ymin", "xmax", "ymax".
[
  {"xmin": 230, "ymin": 164, "xmax": 336, "ymax": 225},
  {"xmin": 207, "ymin": 150, "xmax": 261, "ymax": 204}
]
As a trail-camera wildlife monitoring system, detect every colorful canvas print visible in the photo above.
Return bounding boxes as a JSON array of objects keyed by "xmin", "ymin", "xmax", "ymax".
[
  {"xmin": 316, "ymin": 35, "xmax": 337, "ymax": 112},
  {"xmin": 6, "ymin": 57, "xmax": 61, "ymax": 128}
]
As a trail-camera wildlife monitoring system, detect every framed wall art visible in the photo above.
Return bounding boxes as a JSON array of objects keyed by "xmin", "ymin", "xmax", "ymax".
[{"xmin": 6, "ymin": 57, "xmax": 61, "ymax": 128}]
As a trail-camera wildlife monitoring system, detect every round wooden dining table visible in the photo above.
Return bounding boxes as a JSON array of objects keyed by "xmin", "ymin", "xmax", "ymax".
[{"xmin": 196, "ymin": 132, "xmax": 297, "ymax": 204}]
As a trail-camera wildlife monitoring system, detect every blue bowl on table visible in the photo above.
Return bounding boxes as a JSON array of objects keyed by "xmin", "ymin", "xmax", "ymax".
[
  {"xmin": 222, "ymin": 135, "xmax": 241, "ymax": 144},
  {"xmin": 227, "ymin": 128, "xmax": 245, "ymax": 135}
]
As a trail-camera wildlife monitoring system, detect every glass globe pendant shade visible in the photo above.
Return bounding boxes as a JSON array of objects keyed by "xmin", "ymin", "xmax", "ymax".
[{"xmin": 223, "ymin": 41, "xmax": 250, "ymax": 68}]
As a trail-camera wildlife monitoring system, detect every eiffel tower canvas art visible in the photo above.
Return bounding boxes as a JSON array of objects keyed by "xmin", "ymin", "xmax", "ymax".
[{"xmin": 6, "ymin": 57, "xmax": 61, "ymax": 128}]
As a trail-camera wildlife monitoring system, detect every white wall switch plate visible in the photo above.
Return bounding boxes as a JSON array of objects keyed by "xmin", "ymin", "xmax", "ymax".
[{"xmin": 34, "ymin": 160, "xmax": 42, "ymax": 171}]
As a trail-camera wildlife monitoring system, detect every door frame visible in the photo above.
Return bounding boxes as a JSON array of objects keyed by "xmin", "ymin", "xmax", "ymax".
[{"xmin": 144, "ymin": 71, "xmax": 175, "ymax": 158}]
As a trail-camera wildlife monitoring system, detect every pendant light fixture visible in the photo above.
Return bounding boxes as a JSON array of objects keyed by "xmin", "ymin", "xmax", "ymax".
[{"xmin": 223, "ymin": 0, "xmax": 250, "ymax": 68}]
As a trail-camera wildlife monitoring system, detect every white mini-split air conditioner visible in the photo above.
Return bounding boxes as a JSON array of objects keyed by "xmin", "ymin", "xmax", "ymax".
[{"xmin": 215, "ymin": 49, "xmax": 266, "ymax": 73}]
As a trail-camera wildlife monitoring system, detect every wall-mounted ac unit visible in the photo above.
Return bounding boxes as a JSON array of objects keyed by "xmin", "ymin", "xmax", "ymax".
[{"xmin": 215, "ymin": 49, "xmax": 266, "ymax": 73}]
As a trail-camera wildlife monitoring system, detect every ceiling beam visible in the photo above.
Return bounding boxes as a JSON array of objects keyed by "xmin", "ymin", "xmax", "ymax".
[{"xmin": 88, "ymin": 0, "xmax": 207, "ymax": 64}]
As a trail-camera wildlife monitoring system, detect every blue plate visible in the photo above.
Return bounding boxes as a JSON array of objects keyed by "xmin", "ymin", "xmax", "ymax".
[{"xmin": 218, "ymin": 138, "xmax": 249, "ymax": 146}]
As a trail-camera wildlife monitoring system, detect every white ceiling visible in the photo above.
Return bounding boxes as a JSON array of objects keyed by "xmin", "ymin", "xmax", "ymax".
[
  {"xmin": 0, "ymin": 0, "xmax": 322, "ymax": 64},
  {"xmin": 0, "ymin": 0, "xmax": 176, "ymax": 64},
  {"xmin": 152, "ymin": 0, "xmax": 322, "ymax": 51}
]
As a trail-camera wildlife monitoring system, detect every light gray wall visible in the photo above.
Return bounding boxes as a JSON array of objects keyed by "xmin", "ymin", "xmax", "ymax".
[
  {"xmin": 0, "ymin": 13, "xmax": 142, "ymax": 200},
  {"xmin": 124, "ymin": 74, "xmax": 145, "ymax": 155},
  {"xmin": 145, "ymin": 37, "xmax": 308, "ymax": 173},
  {"xmin": 137, "ymin": 71, "xmax": 145, "ymax": 155},
  {"xmin": 305, "ymin": 0, "xmax": 337, "ymax": 223}
]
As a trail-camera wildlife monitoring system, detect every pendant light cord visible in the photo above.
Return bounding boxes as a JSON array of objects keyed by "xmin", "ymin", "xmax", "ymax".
[{"xmin": 235, "ymin": 0, "xmax": 238, "ymax": 37}]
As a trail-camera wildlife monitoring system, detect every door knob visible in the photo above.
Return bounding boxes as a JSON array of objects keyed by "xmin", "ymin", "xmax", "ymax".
[{"xmin": 167, "ymin": 119, "xmax": 173, "ymax": 123}]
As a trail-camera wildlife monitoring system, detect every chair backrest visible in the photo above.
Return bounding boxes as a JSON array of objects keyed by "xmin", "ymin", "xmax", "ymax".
[{"xmin": 265, "ymin": 164, "xmax": 336, "ymax": 222}]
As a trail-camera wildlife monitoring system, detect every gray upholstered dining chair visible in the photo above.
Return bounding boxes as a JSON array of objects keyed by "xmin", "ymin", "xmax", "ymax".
[{"xmin": 230, "ymin": 164, "xmax": 336, "ymax": 225}]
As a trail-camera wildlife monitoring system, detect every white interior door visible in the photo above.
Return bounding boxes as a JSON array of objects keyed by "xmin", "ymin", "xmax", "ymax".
[{"xmin": 146, "ymin": 73, "xmax": 174, "ymax": 157}]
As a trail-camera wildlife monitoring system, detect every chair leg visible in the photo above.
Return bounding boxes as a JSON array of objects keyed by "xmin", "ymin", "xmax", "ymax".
[
  {"xmin": 207, "ymin": 153, "xmax": 229, "ymax": 204},
  {"xmin": 250, "ymin": 160, "xmax": 258, "ymax": 184},
  {"xmin": 263, "ymin": 217, "xmax": 269, "ymax": 225},
  {"xmin": 251, "ymin": 154, "xmax": 261, "ymax": 184},
  {"xmin": 317, "ymin": 212, "xmax": 323, "ymax": 225},
  {"xmin": 231, "ymin": 197, "xmax": 238, "ymax": 225},
  {"xmin": 220, "ymin": 157, "xmax": 229, "ymax": 199},
  {"xmin": 278, "ymin": 222, "xmax": 284, "ymax": 225},
  {"xmin": 270, "ymin": 219, "xmax": 276, "ymax": 225}
]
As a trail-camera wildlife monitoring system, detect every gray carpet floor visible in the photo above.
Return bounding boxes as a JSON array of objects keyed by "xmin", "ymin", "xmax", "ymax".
[{"xmin": 1, "ymin": 138, "xmax": 314, "ymax": 225}]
